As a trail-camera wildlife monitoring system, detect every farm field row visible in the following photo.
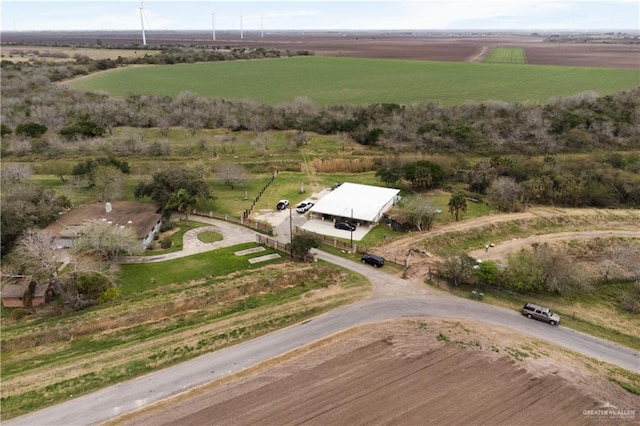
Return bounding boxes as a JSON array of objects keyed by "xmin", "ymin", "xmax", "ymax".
[
  {"xmin": 65, "ymin": 56, "xmax": 640, "ymax": 106},
  {"xmin": 483, "ymin": 47, "xmax": 527, "ymax": 64}
]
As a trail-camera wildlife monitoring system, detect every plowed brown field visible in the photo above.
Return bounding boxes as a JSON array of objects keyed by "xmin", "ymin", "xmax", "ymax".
[
  {"xmin": 3, "ymin": 31, "xmax": 639, "ymax": 69},
  {"xmin": 115, "ymin": 319, "xmax": 639, "ymax": 426}
]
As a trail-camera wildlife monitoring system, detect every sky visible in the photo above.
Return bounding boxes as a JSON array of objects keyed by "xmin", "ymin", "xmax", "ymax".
[{"xmin": 1, "ymin": 0, "xmax": 639, "ymax": 32}]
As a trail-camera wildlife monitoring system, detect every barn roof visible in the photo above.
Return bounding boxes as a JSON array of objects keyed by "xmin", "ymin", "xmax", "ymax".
[{"xmin": 309, "ymin": 182, "xmax": 400, "ymax": 222}]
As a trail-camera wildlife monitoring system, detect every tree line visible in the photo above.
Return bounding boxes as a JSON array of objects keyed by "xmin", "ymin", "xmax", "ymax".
[{"xmin": 1, "ymin": 52, "xmax": 638, "ymax": 156}]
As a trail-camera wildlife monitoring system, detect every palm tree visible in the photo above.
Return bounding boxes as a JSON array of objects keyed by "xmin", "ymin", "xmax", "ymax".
[
  {"xmin": 448, "ymin": 194, "xmax": 468, "ymax": 221},
  {"xmin": 166, "ymin": 188, "xmax": 197, "ymax": 225}
]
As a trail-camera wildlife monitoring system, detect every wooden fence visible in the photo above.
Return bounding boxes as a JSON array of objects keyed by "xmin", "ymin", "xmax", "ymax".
[
  {"xmin": 293, "ymin": 226, "xmax": 357, "ymax": 253},
  {"xmin": 256, "ymin": 234, "xmax": 290, "ymax": 253},
  {"xmin": 242, "ymin": 172, "xmax": 277, "ymax": 220},
  {"xmin": 192, "ymin": 210, "xmax": 275, "ymax": 235},
  {"xmin": 256, "ymin": 235, "xmax": 315, "ymax": 262}
]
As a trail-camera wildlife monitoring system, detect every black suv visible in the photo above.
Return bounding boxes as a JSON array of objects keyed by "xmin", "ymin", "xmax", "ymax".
[
  {"xmin": 335, "ymin": 221, "xmax": 356, "ymax": 231},
  {"xmin": 361, "ymin": 254, "xmax": 384, "ymax": 268}
]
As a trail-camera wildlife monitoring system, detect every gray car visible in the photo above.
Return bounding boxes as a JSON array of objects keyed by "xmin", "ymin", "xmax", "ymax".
[{"xmin": 522, "ymin": 303, "xmax": 560, "ymax": 325}]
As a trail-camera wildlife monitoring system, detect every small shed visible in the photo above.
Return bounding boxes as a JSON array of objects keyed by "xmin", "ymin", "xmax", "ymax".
[{"xmin": 1, "ymin": 281, "xmax": 54, "ymax": 308}]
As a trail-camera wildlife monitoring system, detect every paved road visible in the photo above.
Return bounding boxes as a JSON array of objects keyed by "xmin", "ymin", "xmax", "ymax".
[{"xmin": 7, "ymin": 220, "xmax": 640, "ymax": 426}]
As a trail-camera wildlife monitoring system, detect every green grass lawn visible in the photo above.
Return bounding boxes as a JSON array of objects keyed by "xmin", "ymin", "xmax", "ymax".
[
  {"xmin": 197, "ymin": 231, "xmax": 223, "ymax": 243},
  {"xmin": 119, "ymin": 242, "xmax": 281, "ymax": 294},
  {"xmin": 66, "ymin": 56, "xmax": 639, "ymax": 106}
]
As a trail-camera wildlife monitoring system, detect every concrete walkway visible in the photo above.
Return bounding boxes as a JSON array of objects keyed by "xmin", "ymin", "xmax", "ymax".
[{"xmin": 120, "ymin": 214, "xmax": 260, "ymax": 263}]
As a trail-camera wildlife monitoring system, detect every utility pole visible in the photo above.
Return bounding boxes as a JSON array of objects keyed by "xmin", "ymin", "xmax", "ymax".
[
  {"xmin": 289, "ymin": 208, "xmax": 293, "ymax": 258},
  {"xmin": 350, "ymin": 208, "xmax": 353, "ymax": 251}
]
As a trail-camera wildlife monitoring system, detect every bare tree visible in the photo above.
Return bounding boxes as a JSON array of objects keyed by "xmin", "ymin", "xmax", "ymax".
[
  {"xmin": 30, "ymin": 103, "xmax": 71, "ymax": 133},
  {"xmin": 92, "ymin": 165, "xmax": 124, "ymax": 202},
  {"xmin": 534, "ymin": 244, "xmax": 591, "ymax": 294},
  {"xmin": 439, "ymin": 254, "xmax": 477, "ymax": 287},
  {"xmin": 397, "ymin": 195, "xmax": 436, "ymax": 231},
  {"xmin": 73, "ymin": 220, "xmax": 143, "ymax": 260},
  {"xmin": 487, "ymin": 176, "xmax": 524, "ymax": 212},
  {"xmin": 603, "ymin": 242, "xmax": 640, "ymax": 283},
  {"xmin": 1, "ymin": 163, "xmax": 33, "ymax": 183},
  {"xmin": 12, "ymin": 229, "xmax": 59, "ymax": 281},
  {"xmin": 215, "ymin": 163, "xmax": 249, "ymax": 190}
]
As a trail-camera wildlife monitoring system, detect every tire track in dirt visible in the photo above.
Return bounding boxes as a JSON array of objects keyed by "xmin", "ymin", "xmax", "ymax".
[
  {"xmin": 377, "ymin": 207, "xmax": 640, "ymax": 258},
  {"xmin": 373, "ymin": 207, "xmax": 640, "ymax": 279},
  {"xmin": 468, "ymin": 45, "xmax": 489, "ymax": 62}
]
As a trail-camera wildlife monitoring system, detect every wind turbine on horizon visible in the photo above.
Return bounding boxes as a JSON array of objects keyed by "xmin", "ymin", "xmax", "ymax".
[
  {"xmin": 211, "ymin": 12, "xmax": 216, "ymax": 41},
  {"xmin": 139, "ymin": 0, "xmax": 147, "ymax": 45}
]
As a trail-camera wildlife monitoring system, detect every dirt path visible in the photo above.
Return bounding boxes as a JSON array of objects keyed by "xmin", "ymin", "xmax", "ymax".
[
  {"xmin": 380, "ymin": 207, "xmax": 640, "ymax": 254},
  {"xmin": 468, "ymin": 45, "xmax": 488, "ymax": 62},
  {"xmin": 373, "ymin": 207, "xmax": 640, "ymax": 278},
  {"xmin": 469, "ymin": 230, "xmax": 640, "ymax": 263}
]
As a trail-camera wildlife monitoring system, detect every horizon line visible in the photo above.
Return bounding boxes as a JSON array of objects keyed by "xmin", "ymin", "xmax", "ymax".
[{"xmin": 2, "ymin": 28, "xmax": 639, "ymax": 33}]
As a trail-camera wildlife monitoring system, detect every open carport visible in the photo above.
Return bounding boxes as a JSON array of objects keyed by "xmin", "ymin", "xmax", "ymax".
[
  {"xmin": 300, "ymin": 217, "xmax": 371, "ymax": 241},
  {"xmin": 308, "ymin": 183, "xmax": 400, "ymax": 226}
]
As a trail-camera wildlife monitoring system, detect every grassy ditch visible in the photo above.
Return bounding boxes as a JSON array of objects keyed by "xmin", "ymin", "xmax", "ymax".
[
  {"xmin": 451, "ymin": 283, "xmax": 640, "ymax": 352},
  {"xmin": 0, "ymin": 260, "xmax": 372, "ymax": 419}
]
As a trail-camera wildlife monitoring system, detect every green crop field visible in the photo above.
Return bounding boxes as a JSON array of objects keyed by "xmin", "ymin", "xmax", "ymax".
[
  {"xmin": 66, "ymin": 56, "xmax": 639, "ymax": 106},
  {"xmin": 483, "ymin": 47, "xmax": 527, "ymax": 64}
]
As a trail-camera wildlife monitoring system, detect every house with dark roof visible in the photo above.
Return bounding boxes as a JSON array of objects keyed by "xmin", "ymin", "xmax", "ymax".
[{"xmin": 46, "ymin": 201, "xmax": 162, "ymax": 248}]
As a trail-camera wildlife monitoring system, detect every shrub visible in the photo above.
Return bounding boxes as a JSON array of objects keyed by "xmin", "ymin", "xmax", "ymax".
[
  {"xmin": 620, "ymin": 282, "xmax": 640, "ymax": 314},
  {"xmin": 60, "ymin": 119, "xmax": 105, "ymax": 140},
  {"xmin": 289, "ymin": 234, "xmax": 319, "ymax": 262},
  {"xmin": 75, "ymin": 273, "xmax": 111, "ymax": 299},
  {"xmin": 98, "ymin": 287, "xmax": 122, "ymax": 304},
  {"xmin": 15, "ymin": 122, "xmax": 47, "ymax": 138},
  {"xmin": 9, "ymin": 308, "xmax": 30, "ymax": 320},
  {"xmin": 160, "ymin": 238, "xmax": 173, "ymax": 249},
  {"xmin": 1, "ymin": 123, "xmax": 13, "ymax": 136}
]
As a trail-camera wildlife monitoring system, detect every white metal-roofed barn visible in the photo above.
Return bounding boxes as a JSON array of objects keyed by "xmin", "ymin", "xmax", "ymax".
[{"xmin": 308, "ymin": 182, "xmax": 400, "ymax": 225}]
